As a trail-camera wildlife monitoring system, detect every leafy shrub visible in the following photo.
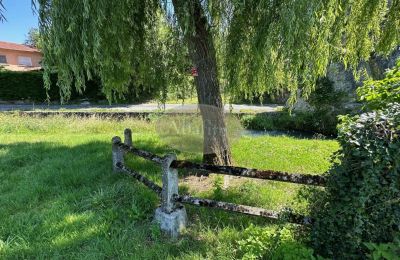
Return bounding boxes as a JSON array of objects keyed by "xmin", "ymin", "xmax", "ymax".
[
  {"xmin": 237, "ymin": 225, "xmax": 316, "ymax": 259},
  {"xmin": 365, "ymin": 234, "xmax": 400, "ymax": 260},
  {"xmin": 241, "ymin": 110, "xmax": 340, "ymax": 136},
  {"xmin": 308, "ymin": 103, "xmax": 400, "ymax": 259},
  {"xmin": 302, "ymin": 77, "xmax": 354, "ymax": 135},
  {"xmin": 357, "ymin": 59, "xmax": 400, "ymax": 110},
  {"xmin": 240, "ymin": 112, "xmax": 285, "ymax": 132},
  {"xmin": 299, "ymin": 78, "xmax": 347, "ymax": 111},
  {"xmin": 238, "ymin": 224, "xmax": 276, "ymax": 259},
  {"xmin": 0, "ymin": 70, "xmax": 158, "ymax": 103}
]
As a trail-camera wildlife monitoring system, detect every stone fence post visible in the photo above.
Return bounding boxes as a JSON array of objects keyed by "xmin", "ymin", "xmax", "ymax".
[
  {"xmin": 124, "ymin": 128, "xmax": 133, "ymax": 147},
  {"xmin": 112, "ymin": 136, "xmax": 124, "ymax": 173},
  {"xmin": 155, "ymin": 153, "xmax": 187, "ymax": 238}
]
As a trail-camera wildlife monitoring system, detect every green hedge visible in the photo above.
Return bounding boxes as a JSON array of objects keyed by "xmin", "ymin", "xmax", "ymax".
[
  {"xmin": 308, "ymin": 103, "xmax": 400, "ymax": 258},
  {"xmin": 240, "ymin": 110, "xmax": 346, "ymax": 136},
  {"xmin": 0, "ymin": 70, "xmax": 102, "ymax": 102},
  {"xmin": 0, "ymin": 70, "xmax": 158, "ymax": 103}
]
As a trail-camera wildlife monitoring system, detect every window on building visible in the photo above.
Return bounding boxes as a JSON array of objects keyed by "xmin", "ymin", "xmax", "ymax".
[
  {"xmin": 18, "ymin": 56, "xmax": 32, "ymax": 66},
  {"xmin": 0, "ymin": 55, "xmax": 7, "ymax": 64}
]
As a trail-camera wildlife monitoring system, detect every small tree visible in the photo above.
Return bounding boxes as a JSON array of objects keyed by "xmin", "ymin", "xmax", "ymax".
[{"xmin": 24, "ymin": 28, "xmax": 42, "ymax": 49}]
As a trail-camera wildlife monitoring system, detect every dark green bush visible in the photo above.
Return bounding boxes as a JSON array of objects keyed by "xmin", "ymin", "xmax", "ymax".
[
  {"xmin": 241, "ymin": 110, "xmax": 340, "ymax": 136},
  {"xmin": 0, "ymin": 70, "xmax": 158, "ymax": 103},
  {"xmin": 365, "ymin": 234, "xmax": 400, "ymax": 260},
  {"xmin": 240, "ymin": 112, "xmax": 286, "ymax": 132},
  {"xmin": 240, "ymin": 78, "xmax": 355, "ymax": 136},
  {"xmin": 308, "ymin": 78, "xmax": 349, "ymax": 109},
  {"xmin": 304, "ymin": 77, "xmax": 354, "ymax": 135},
  {"xmin": 308, "ymin": 103, "xmax": 400, "ymax": 259},
  {"xmin": 0, "ymin": 70, "xmax": 46, "ymax": 101},
  {"xmin": 0, "ymin": 70, "xmax": 101, "ymax": 102}
]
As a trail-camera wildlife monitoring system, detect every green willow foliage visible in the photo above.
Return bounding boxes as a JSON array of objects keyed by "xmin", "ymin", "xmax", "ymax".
[
  {"xmin": 223, "ymin": 0, "xmax": 400, "ymax": 103},
  {"xmin": 37, "ymin": 0, "xmax": 191, "ymax": 102},
  {"xmin": 0, "ymin": 0, "xmax": 5, "ymax": 22},
  {"xmin": 32, "ymin": 0, "xmax": 400, "ymax": 103}
]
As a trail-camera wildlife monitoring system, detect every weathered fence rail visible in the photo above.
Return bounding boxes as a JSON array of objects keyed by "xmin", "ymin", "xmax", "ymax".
[
  {"xmin": 112, "ymin": 129, "xmax": 321, "ymax": 237},
  {"xmin": 113, "ymin": 137, "xmax": 326, "ymax": 186},
  {"xmin": 173, "ymin": 194, "xmax": 313, "ymax": 225},
  {"xmin": 115, "ymin": 161, "xmax": 163, "ymax": 196}
]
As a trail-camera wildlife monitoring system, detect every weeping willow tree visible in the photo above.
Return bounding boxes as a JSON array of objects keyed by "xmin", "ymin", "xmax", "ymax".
[
  {"xmin": 0, "ymin": 1, "xmax": 5, "ymax": 22},
  {"xmin": 1, "ymin": 0, "xmax": 398, "ymax": 165}
]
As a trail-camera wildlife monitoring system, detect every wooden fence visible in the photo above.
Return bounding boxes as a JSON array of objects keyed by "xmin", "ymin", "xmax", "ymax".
[{"xmin": 112, "ymin": 129, "xmax": 325, "ymax": 237}]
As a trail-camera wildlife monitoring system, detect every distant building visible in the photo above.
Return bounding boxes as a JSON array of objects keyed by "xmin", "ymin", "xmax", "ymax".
[{"xmin": 0, "ymin": 41, "xmax": 42, "ymax": 71}]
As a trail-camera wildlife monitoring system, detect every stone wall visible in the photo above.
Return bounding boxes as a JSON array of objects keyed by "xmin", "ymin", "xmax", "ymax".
[
  {"xmin": 294, "ymin": 46, "xmax": 400, "ymax": 111},
  {"xmin": 327, "ymin": 46, "xmax": 400, "ymax": 97}
]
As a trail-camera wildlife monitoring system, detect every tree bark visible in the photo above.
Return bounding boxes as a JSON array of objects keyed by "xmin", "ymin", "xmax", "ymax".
[{"xmin": 172, "ymin": 0, "xmax": 232, "ymax": 165}]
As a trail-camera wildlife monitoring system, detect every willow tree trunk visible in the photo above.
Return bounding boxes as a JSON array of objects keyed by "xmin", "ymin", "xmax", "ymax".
[{"xmin": 172, "ymin": 0, "xmax": 232, "ymax": 165}]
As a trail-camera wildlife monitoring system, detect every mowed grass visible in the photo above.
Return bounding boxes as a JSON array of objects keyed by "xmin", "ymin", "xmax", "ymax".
[{"xmin": 0, "ymin": 114, "xmax": 339, "ymax": 259}]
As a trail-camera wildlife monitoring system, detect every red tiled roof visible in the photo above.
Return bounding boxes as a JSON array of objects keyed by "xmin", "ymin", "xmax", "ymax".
[{"xmin": 0, "ymin": 41, "xmax": 41, "ymax": 53}]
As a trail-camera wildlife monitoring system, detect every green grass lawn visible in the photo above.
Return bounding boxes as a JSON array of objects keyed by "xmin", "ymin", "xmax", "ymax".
[{"xmin": 0, "ymin": 114, "xmax": 339, "ymax": 259}]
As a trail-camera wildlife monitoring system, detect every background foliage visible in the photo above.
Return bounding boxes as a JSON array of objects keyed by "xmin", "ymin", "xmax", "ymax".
[
  {"xmin": 24, "ymin": 28, "xmax": 42, "ymax": 49},
  {"xmin": 357, "ymin": 59, "xmax": 400, "ymax": 110}
]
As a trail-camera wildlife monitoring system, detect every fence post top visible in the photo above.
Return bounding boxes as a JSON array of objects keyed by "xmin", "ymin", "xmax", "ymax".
[
  {"xmin": 124, "ymin": 128, "xmax": 132, "ymax": 134},
  {"xmin": 162, "ymin": 153, "xmax": 177, "ymax": 166},
  {"xmin": 112, "ymin": 136, "xmax": 121, "ymax": 144}
]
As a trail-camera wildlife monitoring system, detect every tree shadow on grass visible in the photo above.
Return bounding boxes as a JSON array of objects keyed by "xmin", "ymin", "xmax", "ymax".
[{"xmin": 0, "ymin": 140, "xmax": 294, "ymax": 259}]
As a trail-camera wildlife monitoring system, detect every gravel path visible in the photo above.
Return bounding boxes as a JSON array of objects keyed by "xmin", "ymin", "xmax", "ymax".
[{"xmin": 0, "ymin": 103, "xmax": 282, "ymax": 113}]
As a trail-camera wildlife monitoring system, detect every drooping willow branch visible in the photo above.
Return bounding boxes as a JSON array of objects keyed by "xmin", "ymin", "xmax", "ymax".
[{"xmin": 34, "ymin": 0, "xmax": 400, "ymax": 104}]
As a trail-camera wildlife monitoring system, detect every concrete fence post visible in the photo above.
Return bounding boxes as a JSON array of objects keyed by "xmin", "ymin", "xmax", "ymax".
[
  {"xmin": 124, "ymin": 128, "xmax": 133, "ymax": 147},
  {"xmin": 155, "ymin": 153, "xmax": 187, "ymax": 238},
  {"xmin": 112, "ymin": 136, "xmax": 124, "ymax": 172},
  {"xmin": 161, "ymin": 154, "xmax": 179, "ymax": 213}
]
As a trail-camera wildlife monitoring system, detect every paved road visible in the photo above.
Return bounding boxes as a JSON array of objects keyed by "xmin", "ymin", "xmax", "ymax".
[{"xmin": 0, "ymin": 103, "xmax": 282, "ymax": 113}]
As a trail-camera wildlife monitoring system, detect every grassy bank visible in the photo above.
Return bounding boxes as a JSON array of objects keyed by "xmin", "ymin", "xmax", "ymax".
[{"xmin": 0, "ymin": 114, "xmax": 338, "ymax": 259}]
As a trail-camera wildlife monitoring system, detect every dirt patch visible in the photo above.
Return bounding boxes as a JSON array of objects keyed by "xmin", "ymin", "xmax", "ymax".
[
  {"xmin": 179, "ymin": 174, "xmax": 246, "ymax": 194},
  {"xmin": 180, "ymin": 175, "xmax": 215, "ymax": 193}
]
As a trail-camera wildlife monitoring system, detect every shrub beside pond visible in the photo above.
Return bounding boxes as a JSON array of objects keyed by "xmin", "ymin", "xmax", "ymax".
[
  {"xmin": 241, "ymin": 110, "xmax": 344, "ymax": 136},
  {"xmin": 308, "ymin": 103, "xmax": 400, "ymax": 258}
]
